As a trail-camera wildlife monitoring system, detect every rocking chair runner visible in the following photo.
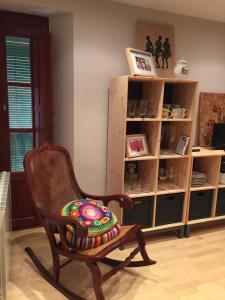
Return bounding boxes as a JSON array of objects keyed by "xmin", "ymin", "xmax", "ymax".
[{"xmin": 24, "ymin": 144, "xmax": 156, "ymax": 300}]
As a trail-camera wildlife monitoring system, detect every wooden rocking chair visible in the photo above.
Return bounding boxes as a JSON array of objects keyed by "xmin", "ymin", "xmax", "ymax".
[{"xmin": 24, "ymin": 144, "xmax": 156, "ymax": 300}]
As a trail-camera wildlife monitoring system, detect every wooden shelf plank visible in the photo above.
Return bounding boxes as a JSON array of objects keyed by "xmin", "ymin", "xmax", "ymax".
[
  {"xmin": 159, "ymin": 154, "xmax": 189, "ymax": 159},
  {"xmin": 126, "ymin": 192, "xmax": 155, "ymax": 198},
  {"xmin": 127, "ymin": 75, "xmax": 164, "ymax": 82},
  {"xmin": 190, "ymin": 185, "xmax": 216, "ymax": 191},
  {"xmin": 187, "ymin": 215, "xmax": 225, "ymax": 225},
  {"xmin": 213, "ymin": 215, "xmax": 225, "ymax": 221},
  {"xmin": 126, "ymin": 118, "xmax": 161, "ymax": 122},
  {"xmin": 192, "ymin": 147, "xmax": 225, "ymax": 157},
  {"xmin": 187, "ymin": 217, "xmax": 214, "ymax": 225},
  {"xmin": 157, "ymin": 182, "xmax": 185, "ymax": 195},
  {"xmin": 161, "ymin": 118, "xmax": 192, "ymax": 122},
  {"xmin": 142, "ymin": 222, "xmax": 184, "ymax": 232},
  {"xmin": 125, "ymin": 155, "xmax": 157, "ymax": 161},
  {"xmin": 126, "ymin": 75, "xmax": 198, "ymax": 84},
  {"xmin": 157, "ymin": 188, "xmax": 185, "ymax": 195},
  {"xmin": 218, "ymin": 184, "xmax": 225, "ymax": 189}
]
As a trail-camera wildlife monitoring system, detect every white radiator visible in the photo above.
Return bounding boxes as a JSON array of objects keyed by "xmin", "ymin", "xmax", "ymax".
[{"xmin": 0, "ymin": 172, "xmax": 11, "ymax": 300}]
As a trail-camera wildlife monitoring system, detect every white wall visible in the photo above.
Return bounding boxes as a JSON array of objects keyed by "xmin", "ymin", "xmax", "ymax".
[
  {"xmin": 49, "ymin": 13, "xmax": 75, "ymax": 162},
  {"xmin": 72, "ymin": 0, "xmax": 225, "ymax": 194},
  {"xmin": 6, "ymin": 0, "xmax": 225, "ymax": 194}
]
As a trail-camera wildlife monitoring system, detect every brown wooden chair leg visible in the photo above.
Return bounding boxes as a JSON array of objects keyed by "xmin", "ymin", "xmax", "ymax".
[
  {"xmin": 136, "ymin": 229, "xmax": 156, "ymax": 265},
  {"xmin": 52, "ymin": 251, "xmax": 60, "ymax": 284},
  {"xmin": 87, "ymin": 262, "xmax": 105, "ymax": 300}
]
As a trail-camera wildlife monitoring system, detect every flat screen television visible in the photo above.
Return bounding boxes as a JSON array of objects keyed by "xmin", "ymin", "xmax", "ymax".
[{"xmin": 211, "ymin": 123, "xmax": 225, "ymax": 149}]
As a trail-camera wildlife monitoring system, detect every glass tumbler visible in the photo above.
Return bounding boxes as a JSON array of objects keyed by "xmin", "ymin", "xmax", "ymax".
[{"xmin": 127, "ymin": 99, "xmax": 137, "ymax": 118}]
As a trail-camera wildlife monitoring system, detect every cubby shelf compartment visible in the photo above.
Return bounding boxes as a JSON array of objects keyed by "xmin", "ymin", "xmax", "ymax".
[
  {"xmin": 160, "ymin": 121, "xmax": 192, "ymax": 156},
  {"xmin": 126, "ymin": 121, "xmax": 161, "ymax": 157},
  {"xmin": 162, "ymin": 81, "xmax": 197, "ymax": 120},
  {"xmin": 157, "ymin": 157, "xmax": 190, "ymax": 193},
  {"xmin": 124, "ymin": 160, "xmax": 157, "ymax": 195},
  {"xmin": 191, "ymin": 156, "xmax": 221, "ymax": 188},
  {"xmin": 128, "ymin": 79, "xmax": 163, "ymax": 119}
]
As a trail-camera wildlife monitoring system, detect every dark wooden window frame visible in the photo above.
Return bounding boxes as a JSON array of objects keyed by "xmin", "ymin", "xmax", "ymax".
[{"xmin": 0, "ymin": 10, "xmax": 53, "ymax": 228}]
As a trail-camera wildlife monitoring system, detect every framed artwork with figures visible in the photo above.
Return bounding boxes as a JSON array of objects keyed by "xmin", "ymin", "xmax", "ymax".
[{"xmin": 136, "ymin": 21, "xmax": 175, "ymax": 77}]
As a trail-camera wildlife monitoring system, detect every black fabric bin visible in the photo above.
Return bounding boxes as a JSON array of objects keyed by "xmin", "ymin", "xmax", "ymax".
[
  {"xmin": 189, "ymin": 190, "xmax": 213, "ymax": 220},
  {"xmin": 216, "ymin": 188, "xmax": 225, "ymax": 216},
  {"xmin": 123, "ymin": 196, "xmax": 153, "ymax": 228},
  {"xmin": 155, "ymin": 193, "xmax": 184, "ymax": 226}
]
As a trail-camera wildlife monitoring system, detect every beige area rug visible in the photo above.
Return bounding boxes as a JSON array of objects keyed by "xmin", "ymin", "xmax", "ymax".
[{"xmin": 8, "ymin": 228, "xmax": 159, "ymax": 300}]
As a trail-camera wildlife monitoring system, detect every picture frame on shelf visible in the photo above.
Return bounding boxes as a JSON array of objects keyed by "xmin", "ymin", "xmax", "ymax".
[
  {"xmin": 126, "ymin": 134, "xmax": 149, "ymax": 158},
  {"xmin": 125, "ymin": 47, "xmax": 156, "ymax": 77},
  {"xmin": 175, "ymin": 135, "xmax": 190, "ymax": 155}
]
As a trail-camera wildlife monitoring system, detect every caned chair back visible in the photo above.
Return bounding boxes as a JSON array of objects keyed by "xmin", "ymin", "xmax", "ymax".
[{"xmin": 24, "ymin": 144, "xmax": 82, "ymax": 217}]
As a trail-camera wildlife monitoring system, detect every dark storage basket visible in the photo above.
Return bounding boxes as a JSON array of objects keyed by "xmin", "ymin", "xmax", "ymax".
[
  {"xmin": 155, "ymin": 193, "xmax": 184, "ymax": 226},
  {"xmin": 216, "ymin": 188, "xmax": 225, "ymax": 216},
  {"xmin": 123, "ymin": 196, "xmax": 153, "ymax": 229},
  {"xmin": 189, "ymin": 190, "xmax": 213, "ymax": 220}
]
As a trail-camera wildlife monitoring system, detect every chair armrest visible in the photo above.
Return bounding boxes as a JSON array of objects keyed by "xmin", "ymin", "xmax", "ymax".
[
  {"xmin": 46, "ymin": 213, "xmax": 88, "ymax": 237},
  {"xmin": 81, "ymin": 192, "xmax": 133, "ymax": 210}
]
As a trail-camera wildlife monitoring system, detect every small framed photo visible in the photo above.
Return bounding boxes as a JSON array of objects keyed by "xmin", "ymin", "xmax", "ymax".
[
  {"xmin": 125, "ymin": 47, "xmax": 156, "ymax": 77},
  {"xmin": 126, "ymin": 134, "xmax": 149, "ymax": 158}
]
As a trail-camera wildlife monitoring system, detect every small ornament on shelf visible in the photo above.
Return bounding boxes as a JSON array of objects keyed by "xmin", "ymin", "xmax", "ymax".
[{"xmin": 174, "ymin": 58, "xmax": 189, "ymax": 79}]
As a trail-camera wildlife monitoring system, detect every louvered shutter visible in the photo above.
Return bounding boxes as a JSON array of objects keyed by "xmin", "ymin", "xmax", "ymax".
[{"xmin": 6, "ymin": 36, "xmax": 33, "ymax": 171}]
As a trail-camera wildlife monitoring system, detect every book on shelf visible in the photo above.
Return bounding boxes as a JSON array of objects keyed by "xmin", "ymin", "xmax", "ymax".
[{"xmin": 175, "ymin": 136, "xmax": 190, "ymax": 155}]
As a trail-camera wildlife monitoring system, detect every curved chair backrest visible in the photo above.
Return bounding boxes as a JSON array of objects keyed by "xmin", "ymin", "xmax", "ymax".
[{"xmin": 24, "ymin": 144, "xmax": 82, "ymax": 217}]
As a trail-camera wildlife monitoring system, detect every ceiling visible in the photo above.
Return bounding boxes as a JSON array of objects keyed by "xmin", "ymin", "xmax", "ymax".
[
  {"xmin": 112, "ymin": 0, "xmax": 225, "ymax": 23},
  {"xmin": 0, "ymin": 0, "xmax": 68, "ymax": 16}
]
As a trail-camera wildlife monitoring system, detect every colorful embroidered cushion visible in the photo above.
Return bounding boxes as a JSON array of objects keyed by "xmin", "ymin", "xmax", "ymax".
[{"xmin": 61, "ymin": 199, "xmax": 121, "ymax": 250}]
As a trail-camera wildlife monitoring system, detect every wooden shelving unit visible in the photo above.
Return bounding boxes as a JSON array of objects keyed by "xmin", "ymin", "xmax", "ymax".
[
  {"xmin": 106, "ymin": 75, "xmax": 198, "ymax": 237},
  {"xmin": 186, "ymin": 148, "xmax": 225, "ymax": 236}
]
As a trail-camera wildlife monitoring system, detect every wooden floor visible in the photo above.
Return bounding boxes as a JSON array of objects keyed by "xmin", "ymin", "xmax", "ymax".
[{"xmin": 7, "ymin": 224, "xmax": 225, "ymax": 299}]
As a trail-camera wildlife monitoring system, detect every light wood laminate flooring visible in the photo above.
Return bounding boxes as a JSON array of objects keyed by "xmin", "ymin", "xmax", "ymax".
[{"xmin": 7, "ymin": 224, "xmax": 225, "ymax": 299}]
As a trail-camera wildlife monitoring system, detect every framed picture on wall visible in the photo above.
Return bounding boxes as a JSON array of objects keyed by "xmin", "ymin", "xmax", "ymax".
[
  {"xmin": 126, "ymin": 134, "xmax": 149, "ymax": 158},
  {"xmin": 136, "ymin": 21, "xmax": 175, "ymax": 77},
  {"xmin": 199, "ymin": 92, "xmax": 225, "ymax": 147},
  {"xmin": 125, "ymin": 47, "xmax": 156, "ymax": 77}
]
